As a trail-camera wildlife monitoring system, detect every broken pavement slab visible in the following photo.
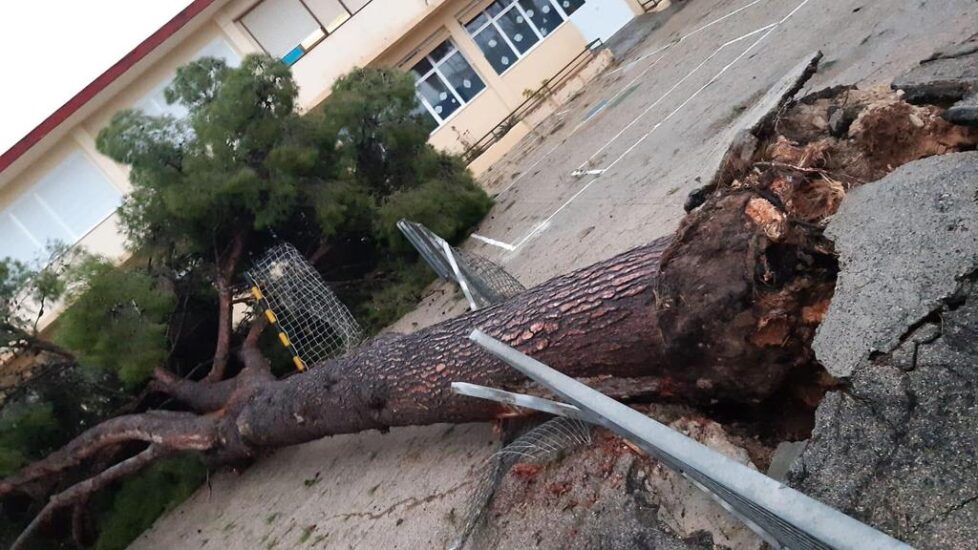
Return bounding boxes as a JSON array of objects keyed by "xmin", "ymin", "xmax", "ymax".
[
  {"xmin": 893, "ymin": 35, "xmax": 978, "ymax": 126},
  {"xmin": 470, "ymin": 413, "xmax": 762, "ymax": 550},
  {"xmin": 813, "ymin": 151, "xmax": 978, "ymax": 378},
  {"xmin": 789, "ymin": 151, "xmax": 978, "ymax": 548},
  {"xmin": 944, "ymin": 91, "xmax": 978, "ymax": 127},
  {"xmin": 892, "ymin": 36, "xmax": 978, "ymax": 103}
]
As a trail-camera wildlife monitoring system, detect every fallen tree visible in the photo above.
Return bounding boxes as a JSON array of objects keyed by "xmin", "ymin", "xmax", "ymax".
[
  {"xmin": 5, "ymin": 63, "xmax": 978, "ymax": 548},
  {"xmin": 1, "ymin": 183, "xmax": 838, "ymax": 547}
]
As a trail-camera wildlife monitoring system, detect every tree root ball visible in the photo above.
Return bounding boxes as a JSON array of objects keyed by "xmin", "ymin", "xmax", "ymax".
[{"xmin": 656, "ymin": 189, "xmax": 837, "ymax": 402}]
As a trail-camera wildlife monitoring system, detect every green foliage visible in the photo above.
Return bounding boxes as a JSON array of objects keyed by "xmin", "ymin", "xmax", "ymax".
[
  {"xmin": 0, "ymin": 258, "xmax": 35, "ymax": 354},
  {"xmin": 96, "ymin": 57, "xmax": 488, "ymax": 305},
  {"xmin": 96, "ymin": 55, "xmax": 320, "ymax": 259},
  {"xmin": 310, "ymin": 180, "xmax": 375, "ymax": 239},
  {"xmin": 0, "ymin": 401, "xmax": 60, "ymax": 476},
  {"xmin": 55, "ymin": 259, "xmax": 175, "ymax": 387},
  {"xmin": 320, "ymin": 68, "xmax": 492, "ymax": 254},
  {"xmin": 0, "ymin": 259, "xmax": 33, "ymax": 302},
  {"xmin": 0, "ymin": 246, "xmax": 74, "ymax": 357},
  {"xmin": 321, "ymin": 67, "xmax": 434, "ymax": 197},
  {"xmin": 375, "ymin": 173, "xmax": 493, "ymax": 254},
  {"xmin": 357, "ymin": 259, "xmax": 436, "ymax": 334},
  {"xmin": 93, "ymin": 455, "xmax": 207, "ymax": 550}
]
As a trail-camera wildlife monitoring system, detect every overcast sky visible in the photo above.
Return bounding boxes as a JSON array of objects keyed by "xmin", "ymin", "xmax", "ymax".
[{"xmin": 0, "ymin": 0, "xmax": 193, "ymax": 153}]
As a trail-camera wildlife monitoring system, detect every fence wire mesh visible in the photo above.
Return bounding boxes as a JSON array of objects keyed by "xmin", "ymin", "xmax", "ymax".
[
  {"xmin": 247, "ymin": 243, "xmax": 363, "ymax": 368},
  {"xmin": 397, "ymin": 220, "xmax": 525, "ymax": 309},
  {"xmin": 451, "ymin": 417, "xmax": 592, "ymax": 549}
]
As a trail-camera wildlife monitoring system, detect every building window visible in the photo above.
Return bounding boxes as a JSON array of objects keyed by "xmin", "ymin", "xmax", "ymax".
[
  {"xmin": 240, "ymin": 0, "xmax": 370, "ymax": 65},
  {"xmin": 411, "ymin": 40, "xmax": 486, "ymax": 129},
  {"xmin": 464, "ymin": 0, "xmax": 585, "ymax": 74},
  {"xmin": 137, "ymin": 38, "xmax": 241, "ymax": 120},
  {"xmin": 0, "ymin": 152, "xmax": 122, "ymax": 265}
]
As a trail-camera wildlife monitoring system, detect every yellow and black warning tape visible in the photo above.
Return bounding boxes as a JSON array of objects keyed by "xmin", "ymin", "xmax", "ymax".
[{"xmin": 248, "ymin": 279, "xmax": 306, "ymax": 372}]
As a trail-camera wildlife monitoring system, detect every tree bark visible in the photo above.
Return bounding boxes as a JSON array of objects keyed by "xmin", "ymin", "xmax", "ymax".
[
  {"xmin": 207, "ymin": 231, "xmax": 247, "ymax": 382},
  {"xmin": 236, "ymin": 238, "xmax": 673, "ymax": 447},
  {"xmin": 234, "ymin": 193, "xmax": 834, "ymax": 448}
]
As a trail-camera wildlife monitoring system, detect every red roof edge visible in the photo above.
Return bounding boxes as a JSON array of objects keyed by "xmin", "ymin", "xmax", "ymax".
[{"xmin": 0, "ymin": 0, "xmax": 218, "ymax": 175}]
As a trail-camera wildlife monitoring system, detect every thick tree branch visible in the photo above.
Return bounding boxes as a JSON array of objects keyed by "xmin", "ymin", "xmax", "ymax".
[
  {"xmin": 151, "ymin": 367, "xmax": 238, "ymax": 413},
  {"xmin": 150, "ymin": 344, "xmax": 273, "ymax": 413},
  {"xmin": 0, "ymin": 411, "xmax": 216, "ymax": 499},
  {"xmin": 12, "ymin": 445, "xmax": 171, "ymax": 550},
  {"xmin": 207, "ymin": 231, "xmax": 247, "ymax": 382}
]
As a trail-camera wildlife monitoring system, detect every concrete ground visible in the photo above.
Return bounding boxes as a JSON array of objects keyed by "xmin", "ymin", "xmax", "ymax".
[{"xmin": 133, "ymin": 1, "xmax": 978, "ymax": 548}]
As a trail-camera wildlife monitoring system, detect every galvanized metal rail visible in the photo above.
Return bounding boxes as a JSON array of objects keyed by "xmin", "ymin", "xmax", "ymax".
[
  {"xmin": 463, "ymin": 329, "xmax": 914, "ymax": 550},
  {"xmin": 461, "ymin": 38, "xmax": 604, "ymax": 163},
  {"xmin": 396, "ymin": 220, "xmax": 525, "ymax": 309},
  {"xmin": 451, "ymin": 382, "xmax": 589, "ymax": 421}
]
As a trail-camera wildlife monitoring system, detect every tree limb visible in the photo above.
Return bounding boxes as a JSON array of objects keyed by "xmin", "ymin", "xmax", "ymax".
[
  {"xmin": 0, "ymin": 411, "xmax": 216, "ymax": 499},
  {"xmin": 207, "ymin": 231, "xmax": 247, "ymax": 382},
  {"xmin": 12, "ymin": 445, "xmax": 172, "ymax": 550},
  {"xmin": 151, "ymin": 368, "xmax": 238, "ymax": 413}
]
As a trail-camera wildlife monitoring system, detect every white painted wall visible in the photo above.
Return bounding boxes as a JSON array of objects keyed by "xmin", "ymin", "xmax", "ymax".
[{"xmin": 570, "ymin": 0, "xmax": 636, "ymax": 43}]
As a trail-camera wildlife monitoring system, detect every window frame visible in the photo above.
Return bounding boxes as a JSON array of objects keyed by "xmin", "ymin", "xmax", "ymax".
[
  {"xmin": 411, "ymin": 41, "xmax": 487, "ymax": 130},
  {"xmin": 464, "ymin": 0, "xmax": 576, "ymax": 75},
  {"xmin": 237, "ymin": 0, "xmax": 374, "ymax": 66}
]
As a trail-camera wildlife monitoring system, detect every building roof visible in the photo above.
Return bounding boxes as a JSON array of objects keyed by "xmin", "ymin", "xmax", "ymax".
[{"xmin": 0, "ymin": 0, "xmax": 218, "ymax": 175}]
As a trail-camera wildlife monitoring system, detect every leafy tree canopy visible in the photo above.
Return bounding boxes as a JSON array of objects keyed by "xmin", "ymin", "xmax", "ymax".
[
  {"xmin": 85, "ymin": 56, "xmax": 492, "ymax": 388},
  {"xmin": 2, "ymin": 56, "xmax": 493, "ymax": 548},
  {"xmin": 55, "ymin": 258, "xmax": 176, "ymax": 388}
]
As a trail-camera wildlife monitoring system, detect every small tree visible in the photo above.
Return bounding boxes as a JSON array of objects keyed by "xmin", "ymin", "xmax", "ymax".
[{"xmin": 91, "ymin": 57, "xmax": 490, "ymax": 383}]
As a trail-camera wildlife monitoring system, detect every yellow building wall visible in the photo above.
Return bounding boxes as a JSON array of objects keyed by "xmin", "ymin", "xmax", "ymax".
[
  {"xmin": 0, "ymin": 0, "xmax": 644, "ymax": 334},
  {"xmin": 81, "ymin": 23, "xmax": 242, "ymax": 137},
  {"xmin": 370, "ymin": 0, "xmax": 599, "ymax": 163},
  {"xmin": 218, "ymin": 0, "xmax": 454, "ymax": 111},
  {"xmin": 497, "ymin": 22, "xmax": 590, "ymax": 101}
]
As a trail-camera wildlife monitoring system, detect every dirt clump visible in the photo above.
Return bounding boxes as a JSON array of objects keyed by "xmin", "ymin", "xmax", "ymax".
[
  {"xmin": 706, "ymin": 85, "xmax": 978, "ymax": 231},
  {"xmin": 470, "ymin": 416, "xmax": 762, "ymax": 550}
]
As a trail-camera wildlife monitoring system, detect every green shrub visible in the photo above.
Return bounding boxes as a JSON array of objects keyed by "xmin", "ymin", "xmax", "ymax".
[
  {"xmin": 0, "ymin": 402, "xmax": 60, "ymax": 476},
  {"xmin": 357, "ymin": 260, "xmax": 437, "ymax": 334}
]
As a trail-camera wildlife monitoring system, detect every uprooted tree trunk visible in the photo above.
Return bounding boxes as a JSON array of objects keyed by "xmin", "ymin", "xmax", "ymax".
[{"xmin": 1, "ymin": 187, "xmax": 837, "ymax": 547}]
